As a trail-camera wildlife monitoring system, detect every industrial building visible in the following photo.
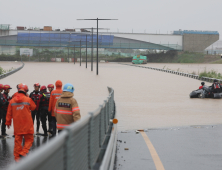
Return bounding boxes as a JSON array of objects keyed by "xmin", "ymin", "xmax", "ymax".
[{"xmin": 0, "ymin": 24, "xmax": 219, "ymax": 55}]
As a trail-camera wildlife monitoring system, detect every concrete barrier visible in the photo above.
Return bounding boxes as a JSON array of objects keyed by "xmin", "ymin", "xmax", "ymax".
[{"xmin": 0, "ymin": 61, "xmax": 24, "ymax": 80}]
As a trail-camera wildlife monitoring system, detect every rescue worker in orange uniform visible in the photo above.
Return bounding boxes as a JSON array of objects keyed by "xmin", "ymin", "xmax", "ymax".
[
  {"xmin": 48, "ymin": 80, "xmax": 63, "ymax": 136},
  {"xmin": 0, "ymin": 84, "xmax": 4, "ymax": 132},
  {"xmin": 6, "ymin": 84, "xmax": 36, "ymax": 162},
  {"xmin": 12, "ymin": 83, "xmax": 28, "ymax": 99},
  {"xmin": 47, "ymin": 84, "xmax": 54, "ymax": 93},
  {"xmin": 54, "ymin": 83, "xmax": 80, "ymax": 132},
  {"xmin": 29, "ymin": 83, "xmax": 41, "ymax": 134},
  {"xmin": 39, "ymin": 86, "xmax": 51, "ymax": 136},
  {"xmin": 1, "ymin": 85, "xmax": 12, "ymax": 136}
]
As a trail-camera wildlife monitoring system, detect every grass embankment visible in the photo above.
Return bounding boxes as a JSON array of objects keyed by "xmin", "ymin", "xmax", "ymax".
[
  {"xmin": 199, "ymin": 69, "xmax": 222, "ymax": 79},
  {"xmin": 0, "ymin": 67, "xmax": 14, "ymax": 75},
  {"xmin": 173, "ymin": 52, "xmax": 204, "ymax": 63},
  {"xmin": 142, "ymin": 51, "xmax": 221, "ymax": 63},
  {"xmin": 162, "ymin": 66, "xmax": 222, "ymax": 79},
  {"xmin": 210, "ymin": 59, "xmax": 222, "ymax": 64}
]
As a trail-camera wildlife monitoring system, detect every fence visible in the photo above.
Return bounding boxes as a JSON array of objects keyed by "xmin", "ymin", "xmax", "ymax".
[
  {"xmin": 9, "ymin": 87, "xmax": 117, "ymax": 170},
  {"xmin": 0, "ymin": 61, "xmax": 24, "ymax": 79}
]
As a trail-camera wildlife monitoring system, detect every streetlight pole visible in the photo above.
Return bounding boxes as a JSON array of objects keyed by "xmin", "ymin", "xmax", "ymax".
[
  {"xmin": 97, "ymin": 18, "xmax": 99, "ymax": 75},
  {"xmin": 86, "ymin": 35, "xmax": 87, "ymax": 68},
  {"xmin": 77, "ymin": 19, "xmax": 117, "ymax": 75},
  {"xmin": 74, "ymin": 45, "xmax": 75, "ymax": 64},
  {"xmin": 91, "ymin": 28, "xmax": 93, "ymax": 71},
  {"xmin": 80, "ymin": 40, "xmax": 81, "ymax": 66},
  {"xmin": 74, "ymin": 28, "xmax": 109, "ymax": 72},
  {"xmin": 68, "ymin": 46, "xmax": 69, "ymax": 63}
]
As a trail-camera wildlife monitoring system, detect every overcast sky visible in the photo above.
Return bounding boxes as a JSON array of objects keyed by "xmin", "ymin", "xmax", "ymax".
[{"xmin": 0, "ymin": 0, "xmax": 221, "ymax": 38}]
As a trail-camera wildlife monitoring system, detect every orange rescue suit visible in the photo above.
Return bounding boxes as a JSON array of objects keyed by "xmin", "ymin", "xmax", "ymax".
[
  {"xmin": 5, "ymin": 92, "xmax": 36, "ymax": 161},
  {"xmin": 48, "ymin": 80, "xmax": 63, "ymax": 117}
]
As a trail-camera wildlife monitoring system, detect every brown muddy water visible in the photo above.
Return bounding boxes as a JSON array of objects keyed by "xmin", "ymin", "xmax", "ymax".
[
  {"xmin": 0, "ymin": 61, "xmax": 21, "ymax": 71},
  {"xmin": 1, "ymin": 62, "xmax": 222, "ymax": 132}
]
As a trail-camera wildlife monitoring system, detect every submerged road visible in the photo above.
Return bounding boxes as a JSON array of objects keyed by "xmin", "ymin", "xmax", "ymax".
[
  {"xmin": 1, "ymin": 62, "xmax": 221, "ymax": 132},
  {"xmin": 0, "ymin": 62, "xmax": 221, "ymax": 169}
]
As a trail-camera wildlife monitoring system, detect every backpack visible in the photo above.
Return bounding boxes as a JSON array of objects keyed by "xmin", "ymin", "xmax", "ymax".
[{"xmin": 214, "ymin": 82, "xmax": 220, "ymax": 89}]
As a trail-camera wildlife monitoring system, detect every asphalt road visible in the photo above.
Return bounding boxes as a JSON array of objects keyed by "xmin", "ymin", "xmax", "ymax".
[{"xmin": 115, "ymin": 125, "xmax": 222, "ymax": 170}]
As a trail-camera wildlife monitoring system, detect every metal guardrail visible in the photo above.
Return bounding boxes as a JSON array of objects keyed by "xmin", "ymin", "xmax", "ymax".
[
  {"xmin": 121, "ymin": 63, "xmax": 222, "ymax": 83},
  {"xmin": 0, "ymin": 61, "xmax": 24, "ymax": 79},
  {"xmin": 9, "ymin": 87, "xmax": 116, "ymax": 170}
]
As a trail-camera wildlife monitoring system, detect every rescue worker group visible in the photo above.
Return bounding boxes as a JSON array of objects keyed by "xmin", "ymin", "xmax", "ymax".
[{"xmin": 0, "ymin": 80, "xmax": 81, "ymax": 162}]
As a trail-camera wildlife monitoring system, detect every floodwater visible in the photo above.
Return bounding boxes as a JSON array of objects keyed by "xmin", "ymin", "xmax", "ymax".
[
  {"xmin": 0, "ymin": 62, "xmax": 222, "ymax": 133},
  {"xmin": 0, "ymin": 61, "xmax": 21, "ymax": 71}
]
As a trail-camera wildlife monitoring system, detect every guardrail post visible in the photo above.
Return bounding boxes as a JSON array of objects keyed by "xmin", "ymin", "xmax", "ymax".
[
  {"xmin": 88, "ymin": 112, "xmax": 94, "ymax": 169},
  {"xmin": 100, "ymin": 105, "xmax": 105, "ymax": 146},
  {"xmin": 107, "ymin": 97, "xmax": 110, "ymax": 127},
  {"xmin": 104, "ymin": 100, "xmax": 107, "ymax": 133}
]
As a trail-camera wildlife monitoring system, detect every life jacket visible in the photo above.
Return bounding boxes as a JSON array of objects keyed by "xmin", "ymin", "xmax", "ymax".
[
  {"xmin": 29, "ymin": 90, "xmax": 41, "ymax": 111},
  {"xmin": 40, "ymin": 91, "xmax": 50, "ymax": 108},
  {"xmin": 213, "ymin": 82, "xmax": 221, "ymax": 89},
  {"xmin": 1, "ymin": 93, "xmax": 11, "ymax": 111}
]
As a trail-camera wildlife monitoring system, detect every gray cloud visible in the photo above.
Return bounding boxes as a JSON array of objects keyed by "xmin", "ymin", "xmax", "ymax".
[{"xmin": 0, "ymin": 0, "xmax": 221, "ymax": 38}]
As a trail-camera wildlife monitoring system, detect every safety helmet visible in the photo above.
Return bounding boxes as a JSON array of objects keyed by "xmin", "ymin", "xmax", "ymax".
[
  {"xmin": 18, "ymin": 84, "xmax": 28, "ymax": 93},
  {"xmin": 17, "ymin": 83, "xmax": 23, "ymax": 89},
  {"xmin": 47, "ymin": 84, "xmax": 54, "ymax": 89},
  {"xmin": 40, "ymin": 86, "xmax": 47, "ymax": 91},
  {"xmin": 34, "ymin": 83, "xmax": 41, "ymax": 87},
  {"xmin": 201, "ymin": 82, "xmax": 205, "ymax": 86},
  {"xmin": 63, "ymin": 83, "xmax": 74, "ymax": 93},
  {"xmin": 4, "ymin": 85, "xmax": 12, "ymax": 90},
  {"xmin": 0, "ymin": 84, "xmax": 4, "ymax": 90}
]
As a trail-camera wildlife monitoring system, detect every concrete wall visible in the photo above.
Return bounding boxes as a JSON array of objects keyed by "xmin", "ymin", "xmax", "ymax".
[{"xmin": 183, "ymin": 34, "xmax": 219, "ymax": 52}]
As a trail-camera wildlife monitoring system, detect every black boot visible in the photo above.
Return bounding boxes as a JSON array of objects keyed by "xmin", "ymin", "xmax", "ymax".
[
  {"xmin": 42, "ymin": 132, "xmax": 48, "ymax": 136},
  {"xmin": 1, "ymin": 133, "xmax": 8, "ymax": 137}
]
